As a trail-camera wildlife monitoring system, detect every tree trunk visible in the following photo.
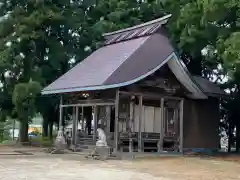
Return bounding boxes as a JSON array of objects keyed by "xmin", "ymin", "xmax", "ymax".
[
  {"xmin": 228, "ymin": 122, "xmax": 233, "ymax": 153},
  {"xmin": 42, "ymin": 116, "xmax": 48, "ymax": 137},
  {"xmin": 49, "ymin": 122, "xmax": 53, "ymax": 140},
  {"xmin": 236, "ymin": 124, "xmax": 240, "ymax": 153},
  {"xmin": 19, "ymin": 121, "xmax": 29, "ymax": 143}
]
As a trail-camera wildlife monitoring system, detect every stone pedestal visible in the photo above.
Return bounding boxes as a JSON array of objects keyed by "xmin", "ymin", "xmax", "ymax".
[
  {"xmin": 51, "ymin": 127, "xmax": 67, "ymax": 153},
  {"xmin": 95, "ymin": 146, "xmax": 109, "ymax": 160}
]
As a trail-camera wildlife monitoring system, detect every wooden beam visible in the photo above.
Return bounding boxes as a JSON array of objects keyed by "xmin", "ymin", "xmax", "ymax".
[
  {"xmin": 158, "ymin": 97, "xmax": 164, "ymax": 152},
  {"xmin": 106, "ymin": 105, "xmax": 111, "ymax": 137},
  {"xmin": 75, "ymin": 99, "xmax": 115, "ymax": 103},
  {"xmin": 179, "ymin": 99, "xmax": 184, "ymax": 153},
  {"xmin": 75, "ymin": 106, "xmax": 79, "ymax": 145},
  {"xmin": 81, "ymin": 106, "xmax": 84, "ymax": 132},
  {"xmin": 72, "ymin": 107, "xmax": 77, "ymax": 145},
  {"xmin": 119, "ymin": 90, "xmax": 183, "ymax": 100},
  {"xmin": 59, "ymin": 96, "xmax": 63, "ymax": 129},
  {"xmin": 138, "ymin": 95, "xmax": 143, "ymax": 152},
  {"xmin": 174, "ymin": 108, "xmax": 179, "ymax": 137},
  {"xmin": 129, "ymin": 101, "xmax": 134, "ymax": 153},
  {"xmin": 114, "ymin": 89, "xmax": 120, "ymax": 153},
  {"xmin": 61, "ymin": 102, "xmax": 115, "ymax": 108},
  {"xmin": 93, "ymin": 106, "xmax": 98, "ymax": 141}
]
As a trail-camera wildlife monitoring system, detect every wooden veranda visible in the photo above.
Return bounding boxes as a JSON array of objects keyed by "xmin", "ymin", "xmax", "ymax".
[{"xmin": 59, "ymin": 88, "xmax": 184, "ymax": 153}]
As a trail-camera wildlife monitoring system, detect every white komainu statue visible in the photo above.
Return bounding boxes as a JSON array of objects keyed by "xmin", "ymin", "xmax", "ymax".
[
  {"xmin": 50, "ymin": 126, "xmax": 67, "ymax": 154},
  {"xmin": 96, "ymin": 128, "xmax": 107, "ymax": 147},
  {"xmin": 86, "ymin": 121, "xmax": 109, "ymax": 160}
]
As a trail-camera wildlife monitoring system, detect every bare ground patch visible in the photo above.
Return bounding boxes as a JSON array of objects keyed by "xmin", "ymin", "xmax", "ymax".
[
  {"xmin": 103, "ymin": 156, "xmax": 240, "ymax": 180},
  {"xmin": 0, "ymin": 149, "xmax": 239, "ymax": 180}
]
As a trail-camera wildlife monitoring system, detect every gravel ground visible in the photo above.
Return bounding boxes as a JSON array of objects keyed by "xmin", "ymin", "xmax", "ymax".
[
  {"xmin": 0, "ymin": 153, "xmax": 240, "ymax": 180},
  {"xmin": 0, "ymin": 157, "xmax": 167, "ymax": 180}
]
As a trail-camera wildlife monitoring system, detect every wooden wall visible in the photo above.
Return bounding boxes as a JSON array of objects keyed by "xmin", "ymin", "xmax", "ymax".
[
  {"xmin": 134, "ymin": 105, "xmax": 161, "ymax": 133},
  {"xmin": 183, "ymin": 98, "xmax": 220, "ymax": 150},
  {"xmin": 118, "ymin": 105, "xmax": 162, "ymax": 133}
]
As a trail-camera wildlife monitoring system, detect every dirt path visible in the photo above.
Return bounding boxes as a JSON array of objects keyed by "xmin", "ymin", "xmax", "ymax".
[
  {"xmin": 106, "ymin": 157, "xmax": 240, "ymax": 180},
  {"xmin": 0, "ymin": 153, "xmax": 239, "ymax": 180},
  {"xmin": 0, "ymin": 158, "xmax": 166, "ymax": 180}
]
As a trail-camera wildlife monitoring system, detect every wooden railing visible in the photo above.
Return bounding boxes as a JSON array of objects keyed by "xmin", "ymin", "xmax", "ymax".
[{"xmin": 119, "ymin": 132, "xmax": 179, "ymax": 152}]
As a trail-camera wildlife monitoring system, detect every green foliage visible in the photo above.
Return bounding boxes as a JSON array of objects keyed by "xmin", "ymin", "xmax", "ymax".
[
  {"xmin": 0, "ymin": 0, "xmax": 88, "ymax": 138},
  {"xmin": 12, "ymin": 81, "xmax": 42, "ymax": 121},
  {"xmin": 0, "ymin": 121, "xmax": 12, "ymax": 143},
  {"xmin": 219, "ymin": 32, "xmax": 240, "ymax": 76},
  {"xmin": 0, "ymin": 0, "xmax": 86, "ymax": 85},
  {"xmin": 165, "ymin": 0, "xmax": 240, "ymax": 76}
]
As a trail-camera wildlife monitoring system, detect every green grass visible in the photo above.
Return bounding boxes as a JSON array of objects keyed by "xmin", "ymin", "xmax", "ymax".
[{"xmin": 30, "ymin": 136, "xmax": 53, "ymax": 147}]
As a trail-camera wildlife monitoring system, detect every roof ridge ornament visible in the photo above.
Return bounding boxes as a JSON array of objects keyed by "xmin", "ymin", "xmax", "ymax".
[{"xmin": 103, "ymin": 14, "xmax": 172, "ymax": 37}]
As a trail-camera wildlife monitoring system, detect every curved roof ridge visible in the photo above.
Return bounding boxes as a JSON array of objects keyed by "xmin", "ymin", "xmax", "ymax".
[
  {"xmin": 103, "ymin": 14, "xmax": 172, "ymax": 37},
  {"xmin": 42, "ymin": 52, "xmax": 174, "ymax": 95}
]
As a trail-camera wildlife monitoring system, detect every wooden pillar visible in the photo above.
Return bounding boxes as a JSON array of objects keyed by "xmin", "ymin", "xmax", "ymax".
[
  {"xmin": 174, "ymin": 107, "xmax": 179, "ymax": 137},
  {"xmin": 59, "ymin": 96, "xmax": 63, "ymax": 130},
  {"xmin": 75, "ymin": 106, "xmax": 79, "ymax": 145},
  {"xmin": 106, "ymin": 105, "xmax": 111, "ymax": 135},
  {"xmin": 81, "ymin": 106, "xmax": 84, "ymax": 132},
  {"xmin": 114, "ymin": 90, "xmax": 120, "ymax": 153},
  {"xmin": 93, "ymin": 106, "xmax": 98, "ymax": 141},
  {"xmin": 138, "ymin": 95, "xmax": 143, "ymax": 152},
  {"xmin": 72, "ymin": 107, "xmax": 77, "ymax": 145},
  {"xmin": 158, "ymin": 97, "xmax": 164, "ymax": 152},
  {"xmin": 179, "ymin": 99, "xmax": 184, "ymax": 153},
  {"xmin": 12, "ymin": 119, "xmax": 15, "ymax": 140},
  {"xmin": 129, "ymin": 99, "xmax": 134, "ymax": 153}
]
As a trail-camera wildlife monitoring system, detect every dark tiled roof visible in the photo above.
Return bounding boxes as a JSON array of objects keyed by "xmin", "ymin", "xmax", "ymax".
[
  {"xmin": 42, "ymin": 14, "xmax": 224, "ymax": 99},
  {"xmin": 42, "ymin": 14, "xmax": 174, "ymax": 95},
  {"xmin": 193, "ymin": 76, "xmax": 226, "ymax": 96},
  {"xmin": 42, "ymin": 33, "xmax": 174, "ymax": 94}
]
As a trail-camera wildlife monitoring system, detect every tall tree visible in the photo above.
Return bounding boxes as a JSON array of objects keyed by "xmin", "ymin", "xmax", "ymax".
[
  {"xmin": 0, "ymin": 0, "xmax": 87, "ymax": 141},
  {"xmin": 164, "ymin": 0, "xmax": 240, "ymax": 151},
  {"xmin": 12, "ymin": 81, "xmax": 41, "ymax": 142}
]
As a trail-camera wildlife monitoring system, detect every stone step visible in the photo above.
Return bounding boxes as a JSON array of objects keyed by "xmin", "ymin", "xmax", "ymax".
[
  {"xmin": 77, "ymin": 139, "xmax": 95, "ymax": 142},
  {"xmin": 78, "ymin": 136, "xmax": 93, "ymax": 138},
  {"xmin": 77, "ymin": 140, "xmax": 95, "ymax": 144},
  {"xmin": 70, "ymin": 149, "xmax": 93, "ymax": 153},
  {"xmin": 77, "ymin": 144, "xmax": 96, "ymax": 149},
  {"xmin": 79, "ymin": 140, "xmax": 94, "ymax": 143},
  {"xmin": 78, "ymin": 137, "xmax": 94, "ymax": 139},
  {"xmin": 78, "ymin": 139, "xmax": 95, "ymax": 142},
  {"xmin": 77, "ymin": 141, "xmax": 95, "ymax": 145},
  {"xmin": 68, "ymin": 144, "xmax": 96, "ymax": 153},
  {"xmin": 78, "ymin": 138, "xmax": 95, "ymax": 141}
]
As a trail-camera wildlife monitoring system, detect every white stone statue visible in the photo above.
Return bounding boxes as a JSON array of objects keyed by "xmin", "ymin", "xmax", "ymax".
[
  {"xmin": 96, "ymin": 128, "xmax": 107, "ymax": 147},
  {"xmin": 51, "ymin": 126, "xmax": 67, "ymax": 153}
]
